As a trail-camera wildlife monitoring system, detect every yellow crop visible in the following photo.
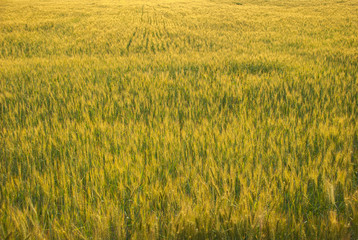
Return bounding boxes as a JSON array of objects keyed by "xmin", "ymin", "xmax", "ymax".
[{"xmin": 0, "ymin": 0, "xmax": 357, "ymax": 239}]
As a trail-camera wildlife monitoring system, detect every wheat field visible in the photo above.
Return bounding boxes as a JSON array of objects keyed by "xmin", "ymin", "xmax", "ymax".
[{"xmin": 0, "ymin": 0, "xmax": 358, "ymax": 239}]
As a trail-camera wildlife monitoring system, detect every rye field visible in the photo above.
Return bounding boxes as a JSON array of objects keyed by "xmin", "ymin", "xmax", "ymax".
[{"xmin": 0, "ymin": 0, "xmax": 358, "ymax": 239}]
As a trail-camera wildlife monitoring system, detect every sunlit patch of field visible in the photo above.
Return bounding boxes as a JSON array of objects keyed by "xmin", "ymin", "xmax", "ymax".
[{"xmin": 0, "ymin": 0, "xmax": 357, "ymax": 239}]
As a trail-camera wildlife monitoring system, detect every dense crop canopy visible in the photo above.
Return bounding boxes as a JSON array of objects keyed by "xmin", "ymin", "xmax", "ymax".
[{"xmin": 0, "ymin": 0, "xmax": 357, "ymax": 239}]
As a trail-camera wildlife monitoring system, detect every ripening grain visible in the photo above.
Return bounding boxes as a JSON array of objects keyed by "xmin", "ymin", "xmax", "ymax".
[{"xmin": 0, "ymin": 0, "xmax": 357, "ymax": 239}]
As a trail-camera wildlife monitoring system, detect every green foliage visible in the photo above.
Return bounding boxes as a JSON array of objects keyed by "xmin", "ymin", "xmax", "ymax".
[{"xmin": 0, "ymin": 0, "xmax": 357, "ymax": 239}]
